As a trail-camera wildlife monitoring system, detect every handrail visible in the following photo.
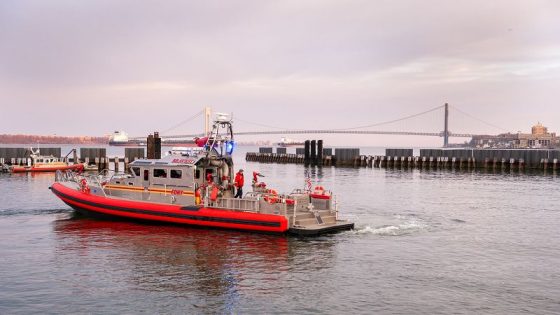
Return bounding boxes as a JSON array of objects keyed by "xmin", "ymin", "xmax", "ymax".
[
  {"xmin": 84, "ymin": 173, "xmax": 107, "ymax": 197},
  {"xmin": 55, "ymin": 170, "xmax": 107, "ymax": 197}
]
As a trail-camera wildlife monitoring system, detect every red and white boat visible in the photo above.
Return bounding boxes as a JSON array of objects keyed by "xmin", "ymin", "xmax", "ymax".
[
  {"xmin": 50, "ymin": 114, "xmax": 353, "ymax": 235},
  {"xmin": 9, "ymin": 148, "xmax": 84, "ymax": 173}
]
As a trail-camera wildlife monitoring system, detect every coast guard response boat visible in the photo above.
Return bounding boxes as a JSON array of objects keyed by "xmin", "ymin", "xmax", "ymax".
[{"xmin": 50, "ymin": 113, "xmax": 354, "ymax": 235}]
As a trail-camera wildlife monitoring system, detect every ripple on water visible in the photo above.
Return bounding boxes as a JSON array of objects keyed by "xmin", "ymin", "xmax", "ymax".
[
  {"xmin": 352, "ymin": 218, "xmax": 429, "ymax": 236},
  {"xmin": 0, "ymin": 208, "xmax": 71, "ymax": 217}
]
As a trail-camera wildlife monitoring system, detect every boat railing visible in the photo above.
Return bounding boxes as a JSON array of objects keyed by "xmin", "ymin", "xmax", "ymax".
[
  {"xmin": 210, "ymin": 192, "xmax": 290, "ymax": 216},
  {"xmin": 55, "ymin": 170, "xmax": 108, "ymax": 197},
  {"xmin": 82, "ymin": 173, "xmax": 107, "ymax": 197},
  {"xmin": 55, "ymin": 169, "xmax": 89, "ymax": 183}
]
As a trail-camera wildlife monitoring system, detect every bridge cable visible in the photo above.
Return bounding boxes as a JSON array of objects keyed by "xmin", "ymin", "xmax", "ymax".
[
  {"xmin": 332, "ymin": 104, "xmax": 445, "ymax": 131},
  {"xmin": 234, "ymin": 117, "xmax": 286, "ymax": 130},
  {"xmin": 449, "ymin": 105, "xmax": 508, "ymax": 132},
  {"xmin": 159, "ymin": 109, "xmax": 204, "ymax": 135}
]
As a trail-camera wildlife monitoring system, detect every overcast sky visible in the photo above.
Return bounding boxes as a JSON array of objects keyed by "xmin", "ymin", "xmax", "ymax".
[{"xmin": 1, "ymin": 0, "xmax": 559, "ymax": 146}]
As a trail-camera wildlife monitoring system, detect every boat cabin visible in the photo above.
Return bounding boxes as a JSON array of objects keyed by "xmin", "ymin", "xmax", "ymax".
[
  {"xmin": 104, "ymin": 153, "xmax": 234, "ymax": 205},
  {"xmin": 34, "ymin": 156, "xmax": 58, "ymax": 164}
]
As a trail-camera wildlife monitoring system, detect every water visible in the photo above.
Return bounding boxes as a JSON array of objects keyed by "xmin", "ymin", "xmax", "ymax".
[{"xmin": 1, "ymin": 146, "xmax": 560, "ymax": 314}]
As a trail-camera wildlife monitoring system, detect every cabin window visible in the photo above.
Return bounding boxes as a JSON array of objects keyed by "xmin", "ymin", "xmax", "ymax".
[
  {"xmin": 153, "ymin": 169, "xmax": 167, "ymax": 178},
  {"xmin": 131, "ymin": 167, "xmax": 141, "ymax": 176},
  {"xmin": 37, "ymin": 159, "xmax": 43, "ymax": 163},
  {"xmin": 170, "ymin": 169, "xmax": 182, "ymax": 179},
  {"xmin": 195, "ymin": 169, "xmax": 200, "ymax": 179},
  {"xmin": 144, "ymin": 170, "xmax": 149, "ymax": 181}
]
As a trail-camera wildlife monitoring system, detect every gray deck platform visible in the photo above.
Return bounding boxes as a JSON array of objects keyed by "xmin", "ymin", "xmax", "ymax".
[{"xmin": 288, "ymin": 221, "xmax": 354, "ymax": 236}]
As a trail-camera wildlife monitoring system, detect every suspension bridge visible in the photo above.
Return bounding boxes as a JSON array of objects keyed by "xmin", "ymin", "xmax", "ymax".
[{"xmin": 130, "ymin": 104, "xmax": 505, "ymax": 147}]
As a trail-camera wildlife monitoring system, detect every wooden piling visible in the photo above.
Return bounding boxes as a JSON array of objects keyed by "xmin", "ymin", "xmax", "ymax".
[
  {"xmin": 154, "ymin": 132, "xmax": 161, "ymax": 159},
  {"xmin": 310, "ymin": 140, "xmax": 317, "ymax": 165},
  {"xmin": 124, "ymin": 157, "xmax": 130, "ymax": 173},
  {"xmin": 317, "ymin": 140, "xmax": 323, "ymax": 166},
  {"xmin": 304, "ymin": 140, "xmax": 310, "ymax": 165},
  {"xmin": 114, "ymin": 156, "xmax": 120, "ymax": 172},
  {"xmin": 147, "ymin": 134, "xmax": 155, "ymax": 159}
]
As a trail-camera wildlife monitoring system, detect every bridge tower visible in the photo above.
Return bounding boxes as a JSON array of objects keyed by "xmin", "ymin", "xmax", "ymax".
[
  {"xmin": 204, "ymin": 106, "xmax": 212, "ymax": 136},
  {"xmin": 443, "ymin": 103, "xmax": 449, "ymax": 147}
]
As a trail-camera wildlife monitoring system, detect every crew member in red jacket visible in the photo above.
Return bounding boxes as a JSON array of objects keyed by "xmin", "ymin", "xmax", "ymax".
[{"xmin": 234, "ymin": 169, "xmax": 244, "ymax": 198}]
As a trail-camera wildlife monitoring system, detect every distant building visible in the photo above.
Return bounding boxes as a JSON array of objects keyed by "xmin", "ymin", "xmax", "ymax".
[{"xmin": 470, "ymin": 123, "xmax": 559, "ymax": 149}]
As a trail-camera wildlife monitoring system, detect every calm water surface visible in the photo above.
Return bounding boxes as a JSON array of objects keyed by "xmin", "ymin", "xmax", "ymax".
[{"xmin": 1, "ymin": 146, "xmax": 559, "ymax": 314}]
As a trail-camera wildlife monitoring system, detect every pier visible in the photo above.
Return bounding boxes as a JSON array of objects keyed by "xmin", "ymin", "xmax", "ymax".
[
  {"xmin": 0, "ymin": 147, "xmax": 146, "ymax": 173},
  {"xmin": 2, "ymin": 145, "xmax": 559, "ymax": 173},
  {"xmin": 246, "ymin": 146, "xmax": 560, "ymax": 171}
]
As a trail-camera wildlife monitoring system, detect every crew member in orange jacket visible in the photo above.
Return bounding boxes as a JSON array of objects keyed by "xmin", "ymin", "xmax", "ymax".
[{"xmin": 234, "ymin": 169, "xmax": 244, "ymax": 198}]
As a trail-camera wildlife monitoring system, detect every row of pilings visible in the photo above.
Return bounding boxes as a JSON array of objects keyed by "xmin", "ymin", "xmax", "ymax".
[
  {"xmin": 250, "ymin": 143, "xmax": 358, "ymax": 166},
  {"xmin": 353, "ymin": 155, "xmax": 559, "ymax": 171},
  {"xmin": 246, "ymin": 148, "xmax": 560, "ymax": 171},
  {"xmin": 246, "ymin": 153, "xmax": 335, "ymax": 166},
  {"xmin": 259, "ymin": 140, "xmax": 329, "ymax": 165}
]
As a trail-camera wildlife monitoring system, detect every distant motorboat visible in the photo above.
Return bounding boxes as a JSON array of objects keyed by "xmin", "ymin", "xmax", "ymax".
[{"xmin": 7, "ymin": 148, "xmax": 84, "ymax": 173}]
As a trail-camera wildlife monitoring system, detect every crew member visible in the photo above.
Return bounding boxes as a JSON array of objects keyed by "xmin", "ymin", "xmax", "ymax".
[{"xmin": 234, "ymin": 169, "xmax": 244, "ymax": 198}]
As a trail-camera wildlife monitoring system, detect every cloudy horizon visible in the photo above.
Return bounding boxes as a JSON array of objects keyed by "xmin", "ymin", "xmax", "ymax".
[{"xmin": 1, "ymin": 0, "xmax": 559, "ymax": 146}]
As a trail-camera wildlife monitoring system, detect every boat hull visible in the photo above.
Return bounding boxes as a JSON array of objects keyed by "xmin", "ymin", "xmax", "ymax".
[
  {"xmin": 11, "ymin": 163, "xmax": 84, "ymax": 173},
  {"xmin": 50, "ymin": 183, "xmax": 289, "ymax": 233}
]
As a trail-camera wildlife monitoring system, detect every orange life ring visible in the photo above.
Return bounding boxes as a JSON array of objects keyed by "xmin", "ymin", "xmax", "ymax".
[{"xmin": 264, "ymin": 195, "xmax": 278, "ymax": 204}]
